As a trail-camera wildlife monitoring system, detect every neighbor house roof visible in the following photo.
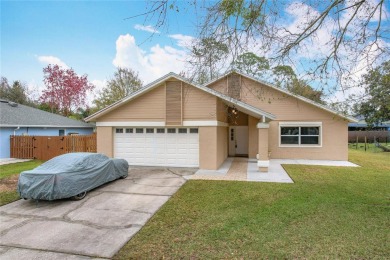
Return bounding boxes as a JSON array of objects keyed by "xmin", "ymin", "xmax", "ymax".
[
  {"xmin": 85, "ymin": 72, "xmax": 276, "ymax": 122},
  {"xmin": 204, "ymin": 70, "xmax": 358, "ymax": 123},
  {"xmin": 0, "ymin": 100, "xmax": 93, "ymax": 128}
]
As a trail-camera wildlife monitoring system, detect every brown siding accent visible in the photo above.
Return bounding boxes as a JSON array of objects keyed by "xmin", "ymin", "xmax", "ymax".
[
  {"xmin": 97, "ymin": 126, "xmax": 113, "ymax": 157},
  {"xmin": 248, "ymin": 116, "xmax": 259, "ymax": 158},
  {"xmin": 228, "ymin": 73, "xmax": 241, "ymax": 99},
  {"xmin": 183, "ymin": 84, "xmax": 218, "ymax": 120},
  {"xmin": 166, "ymin": 81, "xmax": 182, "ymax": 125},
  {"xmin": 98, "ymin": 86, "xmax": 165, "ymax": 122}
]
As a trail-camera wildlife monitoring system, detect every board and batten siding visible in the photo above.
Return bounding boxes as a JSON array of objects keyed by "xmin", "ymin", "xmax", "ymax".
[{"xmin": 166, "ymin": 81, "xmax": 182, "ymax": 125}]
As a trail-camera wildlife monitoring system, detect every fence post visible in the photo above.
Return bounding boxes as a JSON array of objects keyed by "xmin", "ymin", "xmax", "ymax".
[
  {"xmin": 356, "ymin": 136, "xmax": 358, "ymax": 149},
  {"xmin": 364, "ymin": 136, "xmax": 367, "ymax": 151}
]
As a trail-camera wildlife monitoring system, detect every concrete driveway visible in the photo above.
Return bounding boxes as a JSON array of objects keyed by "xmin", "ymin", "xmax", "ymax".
[{"xmin": 0, "ymin": 167, "xmax": 196, "ymax": 259}]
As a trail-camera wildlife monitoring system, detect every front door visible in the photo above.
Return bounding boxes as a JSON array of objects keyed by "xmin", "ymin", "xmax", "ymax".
[{"xmin": 229, "ymin": 126, "xmax": 249, "ymax": 156}]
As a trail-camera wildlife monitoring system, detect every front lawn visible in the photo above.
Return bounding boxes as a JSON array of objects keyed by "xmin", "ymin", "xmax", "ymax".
[
  {"xmin": 0, "ymin": 160, "xmax": 44, "ymax": 206},
  {"xmin": 115, "ymin": 149, "xmax": 390, "ymax": 259}
]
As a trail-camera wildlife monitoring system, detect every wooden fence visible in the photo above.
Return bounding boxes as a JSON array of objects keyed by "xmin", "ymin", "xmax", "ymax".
[
  {"xmin": 10, "ymin": 134, "xmax": 97, "ymax": 160},
  {"xmin": 348, "ymin": 131, "xmax": 389, "ymax": 143}
]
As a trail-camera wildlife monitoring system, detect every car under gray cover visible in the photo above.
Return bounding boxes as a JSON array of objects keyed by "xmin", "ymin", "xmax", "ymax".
[{"xmin": 18, "ymin": 153, "xmax": 128, "ymax": 200}]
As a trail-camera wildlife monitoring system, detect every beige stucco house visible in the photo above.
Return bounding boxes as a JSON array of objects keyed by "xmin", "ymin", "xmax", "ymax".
[{"xmin": 85, "ymin": 71, "xmax": 357, "ymax": 172}]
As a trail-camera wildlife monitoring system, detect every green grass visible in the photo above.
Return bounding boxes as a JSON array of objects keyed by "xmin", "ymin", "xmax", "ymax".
[
  {"xmin": 0, "ymin": 160, "xmax": 44, "ymax": 206},
  {"xmin": 0, "ymin": 160, "xmax": 44, "ymax": 179},
  {"xmin": 115, "ymin": 149, "xmax": 390, "ymax": 259},
  {"xmin": 348, "ymin": 142, "xmax": 390, "ymax": 153}
]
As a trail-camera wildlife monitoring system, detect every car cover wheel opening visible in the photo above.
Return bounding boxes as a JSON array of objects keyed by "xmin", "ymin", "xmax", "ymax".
[{"xmin": 72, "ymin": 191, "xmax": 87, "ymax": 200}]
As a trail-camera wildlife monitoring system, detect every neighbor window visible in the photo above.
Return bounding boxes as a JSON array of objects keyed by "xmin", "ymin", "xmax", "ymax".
[
  {"xmin": 280, "ymin": 123, "xmax": 321, "ymax": 146},
  {"xmin": 116, "ymin": 128, "xmax": 124, "ymax": 133}
]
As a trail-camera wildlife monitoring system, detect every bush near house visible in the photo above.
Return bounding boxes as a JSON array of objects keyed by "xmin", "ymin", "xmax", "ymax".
[{"xmin": 115, "ymin": 149, "xmax": 389, "ymax": 259}]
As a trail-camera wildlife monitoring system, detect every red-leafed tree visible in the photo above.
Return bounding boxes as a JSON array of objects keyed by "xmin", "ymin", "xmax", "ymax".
[{"xmin": 40, "ymin": 64, "xmax": 94, "ymax": 117}]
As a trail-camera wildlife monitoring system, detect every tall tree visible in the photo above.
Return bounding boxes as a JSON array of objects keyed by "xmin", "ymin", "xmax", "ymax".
[
  {"xmin": 0, "ymin": 77, "xmax": 35, "ymax": 106},
  {"xmin": 232, "ymin": 52, "xmax": 270, "ymax": 78},
  {"xmin": 354, "ymin": 60, "xmax": 390, "ymax": 127},
  {"xmin": 189, "ymin": 37, "xmax": 229, "ymax": 84},
  {"xmin": 287, "ymin": 79, "xmax": 326, "ymax": 105},
  {"xmin": 41, "ymin": 64, "xmax": 94, "ymax": 117},
  {"xmin": 93, "ymin": 67, "xmax": 143, "ymax": 111},
  {"xmin": 131, "ymin": 0, "xmax": 388, "ymax": 91}
]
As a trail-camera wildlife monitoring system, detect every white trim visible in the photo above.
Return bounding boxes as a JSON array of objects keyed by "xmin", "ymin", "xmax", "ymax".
[
  {"xmin": 96, "ymin": 121, "xmax": 165, "ymax": 127},
  {"xmin": 0, "ymin": 125, "xmax": 93, "ymax": 128},
  {"xmin": 257, "ymin": 160, "xmax": 270, "ymax": 167},
  {"xmin": 278, "ymin": 122, "xmax": 323, "ymax": 148},
  {"xmin": 96, "ymin": 121, "xmax": 229, "ymax": 127},
  {"xmin": 183, "ymin": 121, "xmax": 229, "ymax": 127},
  {"xmin": 257, "ymin": 123, "xmax": 269, "ymax": 129}
]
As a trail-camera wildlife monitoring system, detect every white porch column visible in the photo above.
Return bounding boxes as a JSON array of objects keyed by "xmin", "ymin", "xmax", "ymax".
[{"xmin": 257, "ymin": 122, "xmax": 269, "ymax": 172}]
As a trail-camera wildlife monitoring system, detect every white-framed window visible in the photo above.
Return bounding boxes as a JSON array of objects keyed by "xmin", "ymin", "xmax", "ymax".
[
  {"xmin": 279, "ymin": 122, "xmax": 322, "ymax": 147},
  {"xmin": 115, "ymin": 128, "xmax": 124, "ymax": 134}
]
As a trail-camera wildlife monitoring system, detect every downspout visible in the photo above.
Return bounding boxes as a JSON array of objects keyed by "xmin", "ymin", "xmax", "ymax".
[{"xmin": 13, "ymin": 127, "xmax": 20, "ymax": 136}]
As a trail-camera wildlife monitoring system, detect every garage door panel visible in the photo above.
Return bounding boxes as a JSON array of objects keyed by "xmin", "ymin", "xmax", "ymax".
[{"xmin": 114, "ymin": 128, "xmax": 199, "ymax": 167}]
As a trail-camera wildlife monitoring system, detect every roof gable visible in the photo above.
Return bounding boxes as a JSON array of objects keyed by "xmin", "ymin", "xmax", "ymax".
[
  {"xmin": 204, "ymin": 70, "xmax": 358, "ymax": 123},
  {"xmin": 86, "ymin": 73, "xmax": 275, "ymax": 122}
]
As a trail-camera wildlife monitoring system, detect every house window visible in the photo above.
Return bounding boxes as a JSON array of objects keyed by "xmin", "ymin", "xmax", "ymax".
[
  {"xmin": 156, "ymin": 128, "xmax": 165, "ymax": 133},
  {"xmin": 167, "ymin": 128, "xmax": 176, "ymax": 133},
  {"xmin": 146, "ymin": 128, "xmax": 154, "ymax": 133},
  {"xmin": 280, "ymin": 123, "xmax": 321, "ymax": 146},
  {"xmin": 178, "ymin": 128, "xmax": 187, "ymax": 134},
  {"xmin": 136, "ymin": 128, "xmax": 144, "ymax": 133},
  {"xmin": 59, "ymin": 129, "xmax": 65, "ymax": 136},
  {"xmin": 125, "ymin": 128, "xmax": 133, "ymax": 133},
  {"xmin": 116, "ymin": 128, "xmax": 124, "ymax": 133},
  {"xmin": 189, "ymin": 128, "xmax": 198, "ymax": 134}
]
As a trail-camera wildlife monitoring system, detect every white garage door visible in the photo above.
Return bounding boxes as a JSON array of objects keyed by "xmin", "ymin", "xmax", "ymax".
[{"xmin": 114, "ymin": 127, "xmax": 199, "ymax": 167}]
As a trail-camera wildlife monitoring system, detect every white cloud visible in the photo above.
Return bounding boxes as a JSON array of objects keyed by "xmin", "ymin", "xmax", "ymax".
[
  {"xmin": 112, "ymin": 34, "xmax": 188, "ymax": 83},
  {"xmin": 134, "ymin": 24, "xmax": 160, "ymax": 33},
  {"xmin": 36, "ymin": 55, "xmax": 69, "ymax": 69},
  {"xmin": 168, "ymin": 34, "xmax": 194, "ymax": 48}
]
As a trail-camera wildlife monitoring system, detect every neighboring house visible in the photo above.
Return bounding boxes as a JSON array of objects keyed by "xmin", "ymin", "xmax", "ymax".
[
  {"xmin": 85, "ymin": 71, "xmax": 357, "ymax": 172},
  {"xmin": 0, "ymin": 100, "xmax": 94, "ymax": 158},
  {"xmin": 348, "ymin": 115, "xmax": 390, "ymax": 131}
]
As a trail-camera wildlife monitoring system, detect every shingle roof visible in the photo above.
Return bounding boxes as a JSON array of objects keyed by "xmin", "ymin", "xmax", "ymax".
[{"xmin": 0, "ymin": 100, "xmax": 93, "ymax": 128}]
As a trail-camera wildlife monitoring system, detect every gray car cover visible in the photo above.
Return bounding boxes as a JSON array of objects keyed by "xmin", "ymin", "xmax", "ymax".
[{"xmin": 18, "ymin": 153, "xmax": 128, "ymax": 200}]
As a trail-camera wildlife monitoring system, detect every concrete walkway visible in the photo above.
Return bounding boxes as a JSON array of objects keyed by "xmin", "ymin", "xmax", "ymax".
[
  {"xmin": 0, "ymin": 158, "xmax": 32, "ymax": 166},
  {"xmin": 0, "ymin": 167, "xmax": 196, "ymax": 259},
  {"xmin": 191, "ymin": 157, "xmax": 359, "ymax": 183}
]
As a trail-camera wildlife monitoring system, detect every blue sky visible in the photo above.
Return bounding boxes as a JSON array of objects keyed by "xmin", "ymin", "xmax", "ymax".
[
  {"xmin": 1, "ymin": 0, "xmax": 389, "ymax": 104},
  {"xmin": 1, "ymin": 0, "xmax": 198, "ymax": 98}
]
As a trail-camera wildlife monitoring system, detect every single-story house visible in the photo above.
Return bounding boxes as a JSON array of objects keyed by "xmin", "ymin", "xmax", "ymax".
[
  {"xmin": 0, "ymin": 100, "xmax": 94, "ymax": 158},
  {"xmin": 85, "ymin": 70, "xmax": 357, "ymax": 172}
]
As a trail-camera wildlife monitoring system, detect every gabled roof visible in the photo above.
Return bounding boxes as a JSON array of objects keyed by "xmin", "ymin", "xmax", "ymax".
[
  {"xmin": 204, "ymin": 70, "xmax": 358, "ymax": 123},
  {"xmin": 0, "ymin": 100, "xmax": 93, "ymax": 128},
  {"xmin": 85, "ymin": 72, "xmax": 276, "ymax": 122}
]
